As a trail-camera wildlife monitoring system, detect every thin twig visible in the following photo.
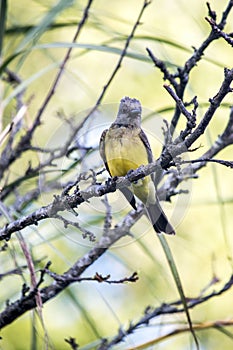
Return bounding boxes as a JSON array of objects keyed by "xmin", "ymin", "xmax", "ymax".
[
  {"xmin": 146, "ymin": 48, "xmax": 178, "ymax": 88},
  {"xmin": 185, "ymin": 68, "xmax": 233, "ymax": 148},
  {"xmin": 97, "ymin": 274, "xmax": 233, "ymax": 349},
  {"xmin": 146, "ymin": 1, "xmax": 233, "ymax": 135},
  {"xmin": 66, "ymin": 0, "xmax": 152, "ymax": 138},
  {"xmin": 178, "ymin": 158, "xmax": 233, "ymax": 168},
  {"xmin": 2, "ymin": 90, "xmax": 233, "ymax": 243},
  {"xmin": 206, "ymin": 17, "xmax": 233, "ymax": 47},
  {"xmin": 0, "ymin": 0, "xmax": 151, "ymax": 202},
  {"xmin": 45, "ymin": 270, "xmax": 139, "ymax": 284},
  {"xmin": 127, "ymin": 319, "xmax": 233, "ymax": 349},
  {"xmin": 33, "ymin": 0, "xmax": 94, "ymax": 128},
  {"xmin": 0, "ymin": 208, "xmax": 143, "ymax": 328},
  {"xmin": 65, "ymin": 337, "xmax": 79, "ymax": 350},
  {"xmin": 0, "ymin": 0, "xmax": 94, "ymax": 180}
]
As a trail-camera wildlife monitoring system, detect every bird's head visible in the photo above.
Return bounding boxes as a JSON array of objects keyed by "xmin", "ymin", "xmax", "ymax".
[{"xmin": 115, "ymin": 96, "xmax": 142, "ymax": 127}]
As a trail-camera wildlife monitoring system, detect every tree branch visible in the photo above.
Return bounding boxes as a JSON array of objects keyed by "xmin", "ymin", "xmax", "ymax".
[
  {"xmin": 1, "ymin": 64, "xmax": 233, "ymax": 241},
  {"xmin": 0, "ymin": 0, "xmax": 93, "ymax": 180},
  {"xmin": 0, "ymin": 207, "xmax": 143, "ymax": 328},
  {"xmin": 97, "ymin": 274, "xmax": 233, "ymax": 349},
  {"xmin": 185, "ymin": 68, "xmax": 233, "ymax": 148},
  {"xmin": 147, "ymin": 0, "xmax": 233, "ymax": 134}
]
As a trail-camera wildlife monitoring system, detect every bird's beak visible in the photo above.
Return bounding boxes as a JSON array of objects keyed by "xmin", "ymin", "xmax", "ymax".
[{"xmin": 130, "ymin": 108, "xmax": 141, "ymax": 116}]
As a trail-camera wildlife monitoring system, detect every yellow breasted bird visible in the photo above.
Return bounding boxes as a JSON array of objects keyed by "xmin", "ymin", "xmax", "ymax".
[{"xmin": 99, "ymin": 96, "xmax": 175, "ymax": 235}]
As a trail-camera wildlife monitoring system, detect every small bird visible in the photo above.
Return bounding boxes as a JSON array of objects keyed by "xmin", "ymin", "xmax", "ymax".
[{"xmin": 99, "ymin": 96, "xmax": 175, "ymax": 235}]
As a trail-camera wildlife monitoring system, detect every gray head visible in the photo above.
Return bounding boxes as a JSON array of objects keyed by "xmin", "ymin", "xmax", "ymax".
[{"xmin": 114, "ymin": 96, "xmax": 142, "ymax": 127}]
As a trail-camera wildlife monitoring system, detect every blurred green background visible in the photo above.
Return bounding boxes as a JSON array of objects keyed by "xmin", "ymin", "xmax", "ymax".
[{"xmin": 0, "ymin": 0, "xmax": 233, "ymax": 349}]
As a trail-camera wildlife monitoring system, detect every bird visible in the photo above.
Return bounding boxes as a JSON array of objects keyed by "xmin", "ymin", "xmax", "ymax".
[{"xmin": 99, "ymin": 96, "xmax": 175, "ymax": 235}]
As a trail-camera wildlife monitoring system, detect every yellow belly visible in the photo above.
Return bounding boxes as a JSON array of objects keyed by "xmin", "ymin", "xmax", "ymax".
[{"xmin": 104, "ymin": 126, "xmax": 155, "ymax": 204}]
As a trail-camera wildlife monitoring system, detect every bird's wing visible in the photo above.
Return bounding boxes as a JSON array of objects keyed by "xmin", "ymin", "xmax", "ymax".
[
  {"xmin": 99, "ymin": 129, "xmax": 111, "ymax": 174},
  {"xmin": 99, "ymin": 128, "xmax": 137, "ymax": 210},
  {"xmin": 138, "ymin": 128, "xmax": 155, "ymax": 182},
  {"xmin": 138, "ymin": 128, "xmax": 153, "ymax": 162},
  {"xmin": 99, "ymin": 129, "xmax": 137, "ymax": 210}
]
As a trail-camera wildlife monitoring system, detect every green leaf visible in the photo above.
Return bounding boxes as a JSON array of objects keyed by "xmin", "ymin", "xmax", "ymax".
[
  {"xmin": 6, "ymin": 22, "xmax": 78, "ymax": 36},
  {"xmin": 34, "ymin": 42, "xmax": 178, "ymax": 67},
  {"xmin": 66, "ymin": 288, "xmax": 102, "ymax": 339},
  {"xmin": 215, "ymin": 325, "xmax": 233, "ymax": 340},
  {"xmin": 16, "ymin": 0, "xmax": 74, "ymax": 52},
  {"xmin": 134, "ymin": 34, "xmax": 193, "ymax": 53},
  {"xmin": 0, "ymin": 0, "xmax": 7, "ymax": 56},
  {"xmin": 133, "ymin": 35, "xmax": 225, "ymax": 68},
  {"xmin": 158, "ymin": 234, "xmax": 199, "ymax": 348},
  {"xmin": 0, "ymin": 51, "xmax": 24, "ymax": 76}
]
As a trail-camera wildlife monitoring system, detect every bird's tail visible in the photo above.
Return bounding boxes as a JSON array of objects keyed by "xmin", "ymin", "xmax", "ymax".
[{"xmin": 146, "ymin": 201, "xmax": 175, "ymax": 235}]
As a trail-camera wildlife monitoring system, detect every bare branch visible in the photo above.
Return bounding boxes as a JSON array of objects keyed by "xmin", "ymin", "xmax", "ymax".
[
  {"xmin": 147, "ymin": 0, "xmax": 233, "ymax": 134},
  {"xmin": 0, "ymin": 0, "xmax": 94, "ymax": 180},
  {"xmin": 0, "ymin": 208, "xmax": 143, "ymax": 328},
  {"xmin": 65, "ymin": 0, "xmax": 152, "ymax": 146},
  {"xmin": 146, "ymin": 48, "xmax": 178, "ymax": 88},
  {"xmin": 54, "ymin": 213, "xmax": 96, "ymax": 242},
  {"xmin": 65, "ymin": 337, "xmax": 79, "ymax": 350},
  {"xmin": 1, "ymin": 71, "xmax": 233, "ymax": 242},
  {"xmin": 1, "ymin": 1, "xmax": 233, "ymax": 344},
  {"xmin": 163, "ymin": 84, "xmax": 197, "ymax": 139},
  {"xmin": 206, "ymin": 17, "xmax": 233, "ymax": 47},
  {"xmin": 45, "ymin": 270, "xmax": 139, "ymax": 285},
  {"xmin": 179, "ymin": 158, "xmax": 233, "ymax": 169},
  {"xmin": 97, "ymin": 274, "xmax": 233, "ymax": 349},
  {"xmin": 185, "ymin": 68, "xmax": 233, "ymax": 148}
]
